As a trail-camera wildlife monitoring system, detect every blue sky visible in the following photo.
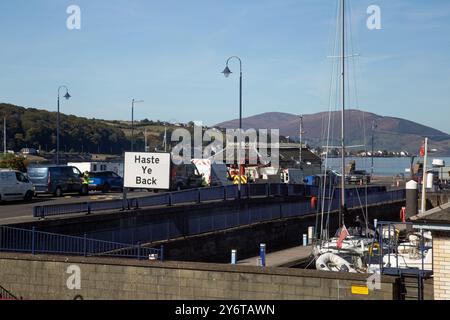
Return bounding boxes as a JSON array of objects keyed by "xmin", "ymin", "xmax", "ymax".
[{"xmin": 0, "ymin": 0, "xmax": 449, "ymax": 133}]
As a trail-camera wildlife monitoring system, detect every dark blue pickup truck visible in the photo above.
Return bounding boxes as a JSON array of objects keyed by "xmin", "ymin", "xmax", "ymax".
[{"xmin": 88, "ymin": 171, "xmax": 123, "ymax": 193}]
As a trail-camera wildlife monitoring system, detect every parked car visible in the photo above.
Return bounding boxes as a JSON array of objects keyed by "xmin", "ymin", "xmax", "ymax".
[
  {"xmin": 88, "ymin": 171, "xmax": 123, "ymax": 193},
  {"xmin": 135, "ymin": 163, "xmax": 203, "ymax": 193},
  {"xmin": 171, "ymin": 163, "xmax": 204, "ymax": 191},
  {"xmin": 346, "ymin": 170, "xmax": 371, "ymax": 184},
  {"xmin": 0, "ymin": 169, "xmax": 35, "ymax": 202},
  {"xmin": 314, "ymin": 170, "xmax": 341, "ymax": 186},
  {"xmin": 20, "ymin": 148, "xmax": 38, "ymax": 156},
  {"xmin": 28, "ymin": 165, "xmax": 88, "ymax": 197}
]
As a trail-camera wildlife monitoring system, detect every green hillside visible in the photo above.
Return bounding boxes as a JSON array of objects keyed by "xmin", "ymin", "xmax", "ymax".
[{"xmin": 0, "ymin": 103, "xmax": 177, "ymax": 154}]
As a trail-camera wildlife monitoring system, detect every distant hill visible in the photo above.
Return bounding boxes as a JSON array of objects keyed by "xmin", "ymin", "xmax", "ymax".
[
  {"xmin": 216, "ymin": 110, "xmax": 450, "ymax": 155},
  {"xmin": 0, "ymin": 103, "xmax": 173, "ymax": 155},
  {"xmin": 2, "ymin": 103, "xmax": 449, "ymax": 156}
]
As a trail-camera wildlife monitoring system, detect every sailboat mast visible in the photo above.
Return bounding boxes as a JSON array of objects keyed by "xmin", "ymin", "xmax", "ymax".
[{"xmin": 340, "ymin": 0, "xmax": 346, "ymax": 227}]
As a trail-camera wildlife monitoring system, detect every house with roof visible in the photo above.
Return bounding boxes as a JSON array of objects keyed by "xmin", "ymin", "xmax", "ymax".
[{"xmin": 411, "ymin": 202, "xmax": 450, "ymax": 300}]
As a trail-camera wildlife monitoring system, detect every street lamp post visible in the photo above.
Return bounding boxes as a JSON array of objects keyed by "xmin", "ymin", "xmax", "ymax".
[
  {"xmin": 131, "ymin": 99, "xmax": 144, "ymax": 152},
  {"xmin": 57, "ymin": 86, "xmax": 71, "ymax": 165},
  {"xmin": 222, "ymin": 56, "xmax": 243, "ymax": 198}
]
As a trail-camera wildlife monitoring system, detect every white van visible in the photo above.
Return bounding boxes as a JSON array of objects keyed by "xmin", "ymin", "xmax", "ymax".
[{"xmin": 0, "ymin": 169, "xmax": 35, "ymax": 202}]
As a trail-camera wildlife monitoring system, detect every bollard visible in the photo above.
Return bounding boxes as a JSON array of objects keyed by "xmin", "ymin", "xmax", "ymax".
[
  {"xmin": 302, "ymin": 234, "xmax": 308, "ymax": 246},
  {"xmin": 400, "ymin": 207, "xmax": 406, "ymax": 223},
  {"xmin": 310, "ymin": 197, "xmax": 317, "ymax": 210},
  {"xmin": 231, "ymin": 249, "xmax": 237, "ymax": 265},
  {"xmin": 308, "ymin": 226, "xmax": 314, "ymax": 245},
  {"xmin": 406, "ymin": 180, "xmax": 418, "ymax": 218},
  {"xmin": 259, "ymin": 244, "xmax": 266, "ymax": 267}
]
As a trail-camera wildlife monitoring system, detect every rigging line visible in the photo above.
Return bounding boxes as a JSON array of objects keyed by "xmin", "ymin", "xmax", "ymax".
[
  {"xmin": 347, "ymin": 0, "xmax": 370, "ymax": 227},
  {"xmin": 320, "ymin": 0, "xmax": 340, "ymax": 144},
  {"xmin": 323, "ymin": 185, "xmax": 336, "ymax": 240},
  {"xmin": 339, "ymin": 0, "xmax": 346, "ymax": 228},
  {"xmin": 345, "ymin": 0, "xmax": 367, "ymax": 162},
  {"xmin": 321, "ymin": 67, "xmax": 340, "ymax": 239},
  {"xmin": 324, "ymin": 179, "xmax": 336, "ymax": 241},
  {"xmin": 354, "ymin": 185, "xmax": 369, "ymax": 227},
  {"xmin": 348, "ymin": 0, "xmax": 368, "ymax": 159},
  {"xmin": 319, "ymin": 0, "xmax": 341, "ymax": 241},
  {"xmin": 323, "ymin": 45, "xmax": 340, "ymax": 240}
]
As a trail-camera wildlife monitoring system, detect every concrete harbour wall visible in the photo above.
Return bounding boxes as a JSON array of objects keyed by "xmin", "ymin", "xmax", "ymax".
[{"xmin": 0, "ymin": 253, "xmax": 399, "ymax": 300}]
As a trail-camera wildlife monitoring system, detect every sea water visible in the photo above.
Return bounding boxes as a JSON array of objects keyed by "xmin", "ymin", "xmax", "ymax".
[{"xmin": 326, "ymin": 157, "xmax": 450, "ymax": 177}]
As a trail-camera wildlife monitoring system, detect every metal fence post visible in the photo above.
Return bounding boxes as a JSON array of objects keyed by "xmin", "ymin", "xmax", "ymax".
[
  {"xmin": 160, "ymin": 245, "xmax": 164, "ymax": 262},
  {"xmin": 259, "ymin": 244, "xmax": 266, "ymax": 267},
  {"xmin": 137, "ymin": 243, "xmax": 141, "ymax": 260},
  {"xmin": 223, "ymin": 186, "xmax": 227, "ymax": 201},
  {"xmin": 87, "ymin": 203, "xmax": 91, "ymax": 215},
  {"xmin": 31, "ymin": 227, "xmax": 36, "ymax": 255},
  {"xmin": 168, "ymin": 194, "xmax": 173, "ymax": 206},
  {"xmin": 197, "ymin": 189, "xmax": 201, "ymax": 204},
  {"xmin": 231, "ymin": 249, "xmax": 237, "ymax": 265},
  {"xmin": 121, "ymin": 197, "xmax": 126, "ymax": 211},
  {"xmin": 83, "ymin": 234, "xmax": 87, "ymax": 257}
]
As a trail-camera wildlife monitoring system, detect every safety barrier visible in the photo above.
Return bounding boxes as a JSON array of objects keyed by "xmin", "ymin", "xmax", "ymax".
[
  {"xmin": 0, "ymin": 225, "xmax": 163, "ymax": 261},
  {"xmin": 33, "ymin": 202, "xmax": 90, "ymax": 218},
  {"xmin": 133, "ymin": 193, "xmax": 170, "ymax": 208},
  {"xmin": 0, "ymin": 285, "xmax": 19, "ymax": 300},
  {"xmin": 88, "ymin": 199, "xmax": 125, "ymax": 213},
  {"xmin": 31, "ymin": 184, "xmax": 405, "ymax": 219},
  {"xmin": 64, "ymin": 188, "xmax": 406, "ymax": 244}
]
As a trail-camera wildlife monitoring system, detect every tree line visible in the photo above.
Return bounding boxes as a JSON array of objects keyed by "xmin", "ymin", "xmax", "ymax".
[{"xmin": 0, "ymin": 103, "xmax": 165, "ymax": 154}]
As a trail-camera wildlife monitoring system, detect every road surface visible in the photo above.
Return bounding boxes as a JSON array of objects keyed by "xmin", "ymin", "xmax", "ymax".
[{"xmin": 0, "ymin": 191, "xmax": 154, "ymax": 225}]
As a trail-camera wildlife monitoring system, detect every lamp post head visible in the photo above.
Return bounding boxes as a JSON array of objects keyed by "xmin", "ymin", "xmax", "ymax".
[
  {"xmin": 63, "ymin": 92, "xmax": 71, "ymax": 100},
  {"xmin": 222, "ymin": 66, "xmax": 232, "ymax": 78}
]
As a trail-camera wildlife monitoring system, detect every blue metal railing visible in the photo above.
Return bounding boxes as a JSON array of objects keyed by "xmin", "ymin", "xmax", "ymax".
[
  {"xmin": 0, "ymin": 225, "xmax": 163, "ymax": 261},
  {"xmin": 31, "ymin": 184, "xmax": 406, "ymax": 219}
]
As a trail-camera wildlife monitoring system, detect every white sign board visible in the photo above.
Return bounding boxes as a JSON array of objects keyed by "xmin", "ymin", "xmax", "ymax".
[{"xmin": 124, "ymin": 152, "xmax": 171, "ymax": 189}]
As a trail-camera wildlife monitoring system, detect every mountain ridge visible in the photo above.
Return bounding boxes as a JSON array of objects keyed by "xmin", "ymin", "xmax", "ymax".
[{"xmin": 215, "ymin": 110, "xmax": 450, "ymax": 155}]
